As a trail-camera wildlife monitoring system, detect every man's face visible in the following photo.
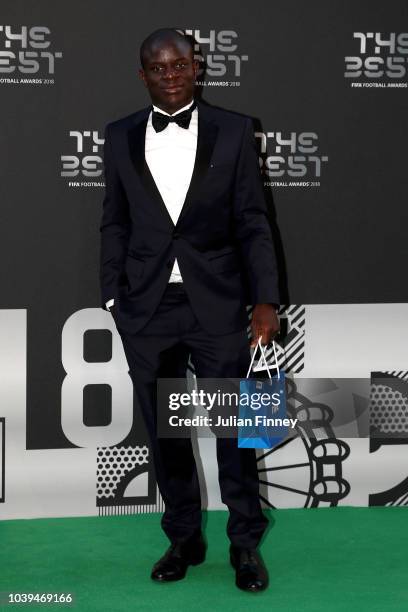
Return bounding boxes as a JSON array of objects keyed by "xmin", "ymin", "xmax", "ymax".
[{"xmin": 139, "ymin": 39, "xmax": 199, "ymax": 114}]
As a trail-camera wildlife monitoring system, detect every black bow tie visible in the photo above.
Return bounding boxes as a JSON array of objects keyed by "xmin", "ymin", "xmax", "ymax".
[{"xmin": 152, "ymin": 100, "xmax": 197, "ymax": 133}]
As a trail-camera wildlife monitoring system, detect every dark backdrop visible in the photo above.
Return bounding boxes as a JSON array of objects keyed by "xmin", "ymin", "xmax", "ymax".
[{"xmin": 0, "ymin": 1, "xmax": 406, "ymax": 449}]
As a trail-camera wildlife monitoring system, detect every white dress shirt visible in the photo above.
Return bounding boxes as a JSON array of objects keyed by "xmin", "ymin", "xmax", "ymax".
[{"xmin": 106, "ymin": 98, "xmax": 198, "ymax": 311}]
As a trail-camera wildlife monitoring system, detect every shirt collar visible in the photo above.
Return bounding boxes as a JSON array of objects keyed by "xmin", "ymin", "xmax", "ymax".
[{"xmin": 152, "ymin": 97, "xmax": 196, "ymax": 117}]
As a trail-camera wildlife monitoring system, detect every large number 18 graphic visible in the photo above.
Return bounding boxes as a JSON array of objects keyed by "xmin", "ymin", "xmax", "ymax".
[{"xmin": 61, "ymin": 309, "xmax": 133, "ymax": 448}]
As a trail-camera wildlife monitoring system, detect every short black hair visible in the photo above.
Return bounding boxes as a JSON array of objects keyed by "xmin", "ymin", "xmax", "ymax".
[{"xmin": 140, "ymin": 28, "xmax": 195, "ymax": 68}]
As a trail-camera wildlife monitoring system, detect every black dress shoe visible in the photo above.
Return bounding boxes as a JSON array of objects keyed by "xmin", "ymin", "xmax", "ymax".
[
  {"xmin": 151, "ymin": 532, "xmax": 206, "ymax": 582},
  {"xmin": 230, "ymin": 545, "xmax": 268, "ymax": 592}
]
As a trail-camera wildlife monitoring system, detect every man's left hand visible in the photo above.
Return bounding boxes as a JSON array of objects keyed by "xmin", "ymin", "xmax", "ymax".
[{"xmin": 250, "ymin": 304, "xmax": 280, "ymax": 347}]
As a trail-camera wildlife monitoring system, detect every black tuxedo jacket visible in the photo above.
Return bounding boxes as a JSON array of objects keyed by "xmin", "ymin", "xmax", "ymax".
[{"xmin": 99, "ymin": 98, "xmax": 280, "ymax": 335}]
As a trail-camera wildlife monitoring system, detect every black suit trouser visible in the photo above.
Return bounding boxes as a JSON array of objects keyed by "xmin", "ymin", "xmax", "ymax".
[{"xmin": 114, "ymin": 282, "xmax": 268, "ymax": 549}]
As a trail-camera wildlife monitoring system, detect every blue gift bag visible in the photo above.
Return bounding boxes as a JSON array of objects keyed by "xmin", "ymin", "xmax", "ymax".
[{"xmin": 238, "ymin": 338, "xmax": 287, "ymax": 449}]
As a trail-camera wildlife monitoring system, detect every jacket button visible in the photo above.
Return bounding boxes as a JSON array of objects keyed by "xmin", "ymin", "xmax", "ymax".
[{"xmin": 173, "ymin": 232, "xmax": 180, "ymax": 239}]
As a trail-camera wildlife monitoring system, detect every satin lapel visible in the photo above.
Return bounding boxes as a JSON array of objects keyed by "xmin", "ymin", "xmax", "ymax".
[
  {"xmin": 127, "ymin": 100, "xmax": 219, "ymax": 229},
  {"xmin": 128, "ymin": 110, "xmax": 174, "ymax": 229},
  {"xmin": 176, "ymin": 102, "xmax": 219, "ymax": 225}
]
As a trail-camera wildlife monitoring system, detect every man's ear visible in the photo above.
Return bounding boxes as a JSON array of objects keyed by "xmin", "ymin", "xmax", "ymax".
[{"xmin": 138, "ymin": 68, "xmax": 147, "ymax": 86}]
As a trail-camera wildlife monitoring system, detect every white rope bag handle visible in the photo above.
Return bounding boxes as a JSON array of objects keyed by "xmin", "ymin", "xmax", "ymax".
[{"xmin": 246, "ymin": 335, "xmax": 280, "ymax": 379}]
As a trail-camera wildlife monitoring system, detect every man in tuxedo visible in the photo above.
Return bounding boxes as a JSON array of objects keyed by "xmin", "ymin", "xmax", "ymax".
[{"xmin": 99, "ymin": 27, "xmax": 280, "ymax": 592}]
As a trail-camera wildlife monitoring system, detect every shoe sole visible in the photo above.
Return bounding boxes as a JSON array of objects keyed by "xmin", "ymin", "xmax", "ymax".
[{"xmin": 151, "ymin": 572, "xmax": 187, "ymax": 582}]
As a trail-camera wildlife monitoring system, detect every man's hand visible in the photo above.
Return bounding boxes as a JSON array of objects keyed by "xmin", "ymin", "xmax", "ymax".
[{"xmin": 250, "ymin": 304, "xmax": 280, "ymax": 347}]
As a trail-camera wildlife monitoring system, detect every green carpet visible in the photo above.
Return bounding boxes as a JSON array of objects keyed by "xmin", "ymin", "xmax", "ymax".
[{"xmin": 1, "ymin": 507, "xmax": 407, "ymax": 611}]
